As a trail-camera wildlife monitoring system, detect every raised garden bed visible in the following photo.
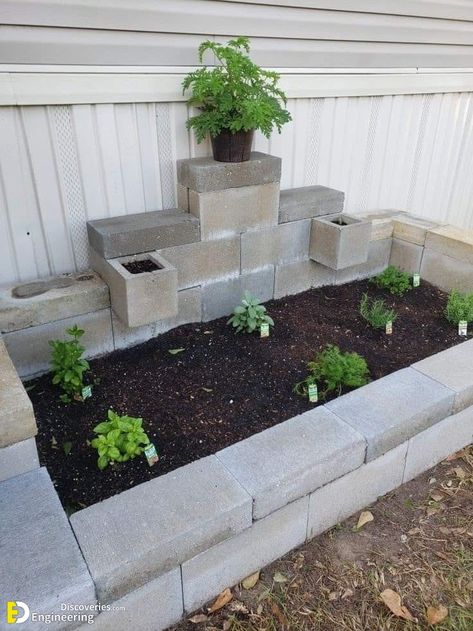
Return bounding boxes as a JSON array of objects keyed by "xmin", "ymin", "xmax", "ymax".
[{"xmin": 29, "ymin": 278, "xmax": 463, "ymax": 510}]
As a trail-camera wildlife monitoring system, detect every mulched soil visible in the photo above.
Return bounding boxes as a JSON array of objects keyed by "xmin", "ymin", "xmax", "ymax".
[{"xmin": 30, "ymin": 279, "xmax": 464, "ymax": 509}]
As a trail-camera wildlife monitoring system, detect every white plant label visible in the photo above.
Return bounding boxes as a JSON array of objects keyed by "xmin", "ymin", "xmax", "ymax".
[
  {"xmin": 459, "ymin": 321, "xmax": 468, "ymax": 336},
  {"xmin": 260, "ymin": 322, "xmax": 270, "ymax": 338},
  {"xmin": 308, "ymin": 383, "xmax": 318, "ymax": 403},
  {"xmin": 385, "ymin": 321, "xmax": 393, "ymax": 335},
  {"xmin": 413, "ymin": 273, "xmax": 420, "ymax": 287}
]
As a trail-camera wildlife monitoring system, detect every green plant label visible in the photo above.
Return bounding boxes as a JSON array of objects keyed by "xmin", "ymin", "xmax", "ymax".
[
  {"xmin": 413, "ymin": 273, "xmax": 420, "ymax": 287},
  {"xmin": 459, "ymin": 320, "xmax": 468, "ymax": 336},
  {"xmin": 385, "ymin": 320, "xmax": 393, "ymax": 335},
  {"xmin": 308, "ymin": 383, "xmax": 318, "ymax": 403},
  {"xmin": 81, "ymin": 385, "xmax": 92, "ymax": 400},
  {"xmin": 144, "ymin": 443, "xmax": 159, "ymax": 466},
  {"xmin": 260, "ymin": 322, "xmax": 270, "ymax": 338}
]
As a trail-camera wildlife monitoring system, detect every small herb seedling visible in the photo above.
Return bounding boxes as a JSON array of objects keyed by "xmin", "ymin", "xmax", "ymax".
[
  {"xmin": 91, "ymin": 410, "xmax": 151, "ymax": 470},
  {"xmin": 49, "ymin": 325, "xmax": 90, "ymax": 403},
  {"xmin": 370, "ymin": 266, "xmax": 412, "ymax": 297},
  {"xmin": 445, "ymin": 289, "xmax": 473, "ymax": 329},
  {"xmin": 294, "ymin": 344, "xmax": 369, "ymax": 400},
  {"xmin": 227, "ymin": 291, "xmax": 274, "ymax": 335},
  {"xmin": 359, "ymin": 293, "xmax": 397, "ymax": 330}
]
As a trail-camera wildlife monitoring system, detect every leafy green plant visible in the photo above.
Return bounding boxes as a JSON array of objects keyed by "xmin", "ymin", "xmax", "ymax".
[
  {"xmin": 445, "ymin": 289, "xmax": 473, "ymax": 325},
  {"xmin": 49, "ymin": 325, "xmax": 90, "ymax": 403},
  {"xmin": 294, "ymin": 344, "xmax": 369, "ymax": 399},
  {"xmin": 227, "ymin": 291, "xmax": 274, "ymax": 334},
  {"xmin": 370, "ymin": 266, "xmax": 412, "ymax": 296},
  {"xmin": 182, "ymin": 37, "xmax": 291, "ymax": 143},
  {"xmin": 359, "ymin": 293, "xmax": 397, "ymax": 329},
  {"xmin": 91, "ymin": 410, "xmax": 151, "ymax": 470}
]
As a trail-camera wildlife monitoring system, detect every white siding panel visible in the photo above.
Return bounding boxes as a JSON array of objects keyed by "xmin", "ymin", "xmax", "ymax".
[{"xmin": 2, "ymin": 95, "xmax": 473, "ymax": 285}]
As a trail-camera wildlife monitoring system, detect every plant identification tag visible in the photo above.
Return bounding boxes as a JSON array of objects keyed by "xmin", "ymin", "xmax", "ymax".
[
  {"xmin": 385, "ymin": 321, "xmax": 393, "ymax": 335},
  {"xmin": 459, "ymin": 320, "xmax": 468, "ymax": 336},
  {"xmin": 144, "ymin": 443, "xmax": 159, "ymax": 466},
  {"xmin": 308, "ymin": 383, "xmax": 318, "ymax": 403},
  {"xmin": 413, "ymin": 273, "xmax": 420, "ymax": 287},
  {"xmin": 260, "ymin": 322, "xmax": 270, "ymax": 338},
  {"xmin": 81, "ymin": 385, "xmax": 92, "ymax": 400}
]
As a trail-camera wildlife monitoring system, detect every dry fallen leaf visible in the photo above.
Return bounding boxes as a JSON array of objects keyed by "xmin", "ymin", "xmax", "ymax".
[
  {"xmin": 208, "ymin": 588, "xmax": 232, "ymax": 613},
  {"xmin": 356, "ymin": 510, "xmax": 374, "ymax": 530},
  {"xmin": 430, "ymin": 492, "xmax": 444, "ymax": 502},
  {"xmin": 242, "ymin": 571, "xmax": 260, "ymax": 590},
  {"xmin": 222, "ymin": 621, "xmax": 232, "ymax": 631},
  {"xmin": 426, "ymin": 604, "xmax": 448, "ymax": 625},
  {"xmin": 188, "ymin": 613, "xmax": 208, "ymax": 624},
  {"xmin": 380, "ymin": 589, "xmax": 415, "ymax": 621},
  {"xmin": 271, "ymin": 602, "xmax": 288, "ymax": 627},
  {"xmin": 454, "ymin": 466, "xmax": 466, "ymax": 479},
  {"xmin": 342, "ymin": 588, "xmax": 354, "ymax": 600},
  {"xmin": 273, "ymin": 571, "xmax": 288, "ymax": 583}
]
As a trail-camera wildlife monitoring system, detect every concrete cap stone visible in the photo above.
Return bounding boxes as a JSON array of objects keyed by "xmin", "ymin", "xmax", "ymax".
[
  {"xmin": 425, "ymin": 224, "xmax": 473, "ymax": 264},
  {"xmin": 177, "ymin": 152, "xmax": 281, "ymax": 192},
  {"xmin": 87, "ymin": 209, "xmax": 200, "ymax": 259},
  {"xmin": 412, "ymin": 340, "xmax": 473, "ymax": 413},
  {"xmin": 70, "ymin": 455, "xmax": 252, "ymax": 603},
  {"xmin": 326, "ymin": 367, "xmax": 455, "ymax": 461},
  {"xmin": 279, "ymin": 185, "xmax": 344, "ymax": 223},
  {"xmin": 0, "ymin": 272, "xmax": 109, "ymax": 334},
  {"xmin": 0, "ymin": 335, "xmax": 36, "ymax": 447},
  {"xmin": 0, "ymin": 468, "xmax": 96, "ymax": 630},
  {"xmin": 217, "ymin": 407, "xmax": 366, "ymax": 519},
  {"xmin": 392, "ymin": 214, "xmax": 441, "ymax": 246}
]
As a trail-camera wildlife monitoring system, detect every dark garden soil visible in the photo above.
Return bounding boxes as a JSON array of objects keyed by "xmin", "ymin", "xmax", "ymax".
[{"xmin": 30, "ymin": 279, "xmax": 465, "ymax": 509}]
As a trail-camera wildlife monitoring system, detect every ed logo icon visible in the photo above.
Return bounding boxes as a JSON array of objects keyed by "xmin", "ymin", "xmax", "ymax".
[{"xmin": 6, "ymin": 602, "xmax": 30, "ymax": 624}]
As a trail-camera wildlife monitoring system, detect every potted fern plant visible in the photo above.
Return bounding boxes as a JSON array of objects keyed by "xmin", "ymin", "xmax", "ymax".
[{"xmin": 182, "ymin": 37, "xmax": 291, "ymax": 162}]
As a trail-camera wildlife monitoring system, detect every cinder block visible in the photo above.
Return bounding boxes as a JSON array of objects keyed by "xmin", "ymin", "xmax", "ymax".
[
  {"xmin": 217, "ymin": 407, "xmax": 365, "ymax": 520},
  {"xmin": 310, "ymin": 213, "xmax": 371, "ymax": 270},
  {"xmin": 70, "ymin": 455, "xmax": 252, "ymax": 603},
  {"xmin": 425, "ymin": 224, "xmax": 473, "ymax": 265},
  {"xmin": 182, "ymin": 497, "xmax": 308, "ymax": 613},
  {"xmin": 274, "ymin": 260, "xmax": 335, "ymax": 298},
  {"xmin": 241, "ymin": 220, "xmax": 310, "ymax": 272},
  {"xmin": 307, "ymin": 443, "xmax": 408, "ymax": 539},
  {"xmin": 336, "ymin": 238, "xmax": 391, "ymax": 285},
  {"xmin": 177, "ymin": 183, "xmax": 189, "ymax": 211},
  {"xmin": 79, "ymin": 569, "xmax": 183, "ymax": 631},
  {"xmin": 420, "ymin": 248, "xmax": 473, "ymax": 293},
  {"xmin": 392, "ymin": 215, "xmax": 440, "ymax": 246},
  {"xmin": 0, "ymin": 468, "xmax": 96, "ymax": 631},
  {"xmin": 357, "ymin": 209, "xmax": 405, "ymax": 241},
  {"xmin": 189, "ymin": 183, "xmax": 279, "ymax": 240},
  {"xmin": 0, "ymin": 336, "xmax": 36, "ymax": 447},
  {"xmin": 87, "ymin": 209, "xmax": 200, "ymax": 259},
  {"xmin": 279, "ymin": 185, "xmax": 344, "ymax": 223},
  {"xmin": 3, "ymin": 308, "xmax": 114, "ymax": 379},
  {"xmin": 326, "ymin": 367, "xmax": 455, "ymax": 461},
  {"xmin": 157, "ymin": 237, "xmax": 240, "ymax": 289},
  {"xmin": 413, "ymin": 340, "xmax": 473, "ymax": 413},
  {"xmin": 0, "ymin": 437, "xmax": 39, "ymax": 482},
  {"xmin": 90, "ymin": 249, "xmax": 178, "ymax": 328},
  {"xmin": 403, "ymin": 404, "xmax": 473, "ymax": 482},
  {"xmin": 177, "ymin": 152, "xmax": 281, "ymax": 193},
  {"xmin": 389, "ymin": 238, "xmax": 423, "ymax": 274},
  {"xmin": 0, "ymin": 271, "xmax": 109, "ymax": 334},
  {"xmin": 202, "ymin": 267, "xmax": 275, "ymax": 321},
  {"xmin": 112, "ymin": 287, "xmax": 202, "ymax": 350}
]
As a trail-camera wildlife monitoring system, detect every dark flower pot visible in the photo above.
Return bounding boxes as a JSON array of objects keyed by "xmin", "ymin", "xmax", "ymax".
[{"xmin": 211, "ymin": 129, "xmax": 254, "ymax": 162}]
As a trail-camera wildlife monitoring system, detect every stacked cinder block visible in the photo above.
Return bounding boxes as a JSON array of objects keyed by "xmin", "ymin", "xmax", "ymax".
[
  {"xmin": 0, "ymin": 335, "xmax": 39, "ymax": 482},
  {"xmin": 421, "ymin": 225, "xmax": 473, "ymax": 292}
]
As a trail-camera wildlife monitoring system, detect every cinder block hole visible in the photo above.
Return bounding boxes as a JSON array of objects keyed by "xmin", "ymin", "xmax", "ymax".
[{"xmin": 121, "ymin": 258, "xmax": 163, "ymax": 275}]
